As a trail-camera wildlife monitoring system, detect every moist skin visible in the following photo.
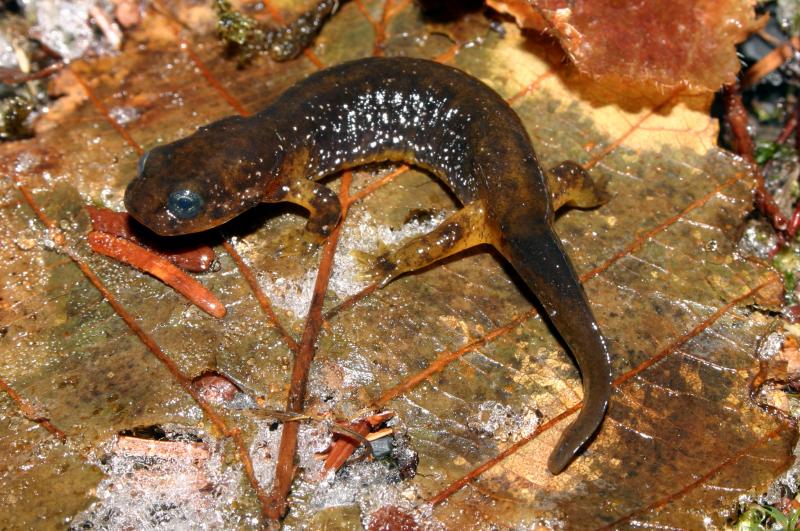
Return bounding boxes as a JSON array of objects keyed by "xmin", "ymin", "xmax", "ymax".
[{"xmin": 124, "ymin": 57, "xmax": 613, "ymax": 474}]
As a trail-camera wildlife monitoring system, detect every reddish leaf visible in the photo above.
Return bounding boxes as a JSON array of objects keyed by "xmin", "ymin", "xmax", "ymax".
[{"xmin": 488, "ymin": 0, "xmax": 759, "ymax": 91}]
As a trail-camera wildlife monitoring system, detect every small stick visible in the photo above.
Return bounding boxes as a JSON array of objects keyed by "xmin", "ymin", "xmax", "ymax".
[
  {"xmin": 0, "ymin": 62, "xmax": 64, "ymax": 85},
  {"xmin": 723, "ymin": 83, "xmax": 788, "ymax": 232}
]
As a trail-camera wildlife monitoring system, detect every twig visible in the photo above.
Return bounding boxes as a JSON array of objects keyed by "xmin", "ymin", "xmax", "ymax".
[
  {"xmin": 723, "ymin": 82, "xmax": 788, "ymax": 232},
  {"xmin": 88, "ymin": 231, "xmax": 226, "ymax": 318},
  {"xmin": 324, "ymin": 421, "xmax": 373, "ymax": 470},
  {"xmin": 788, "ymin": 100, "xmax": 800, "ymax": 238},
  {"xmin": 0, "ymin": 62, "xmax": 64, "ymax": 85},
  {"xmin": 265, "ymin": 172, "xmax": 353, "ymax": 520},
  {"xmin": 0, "ymin": 377, "xmax": 67, "ymax": 442}
]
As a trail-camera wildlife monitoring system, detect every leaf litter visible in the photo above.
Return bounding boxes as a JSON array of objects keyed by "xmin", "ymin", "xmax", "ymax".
[{"xmin": 0, "ymin": 0, "xmax": 797, "ymax": 528}]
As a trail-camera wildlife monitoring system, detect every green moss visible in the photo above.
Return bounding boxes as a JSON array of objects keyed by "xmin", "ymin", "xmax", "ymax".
[
  {"xmin": 785, "ymin": 270, "xmax": 796, "ymax": 295},
  {"xmin": 773, "ymin": 247, "xmax": 800, "ymax": 303},
  {"xmin": 733, "ymin": 501, "xmax": 800, "ymax": 531},
  {"xmin": 214, "ymin": 0, "xmax": 268, "ymax": 66},
  {"xmin": 755, "ymin": 141, "xmax": 797, "ymax": 166},
  {"xmin": 214, "ymin": 0, "xmax": 336, "ymax": 64}
]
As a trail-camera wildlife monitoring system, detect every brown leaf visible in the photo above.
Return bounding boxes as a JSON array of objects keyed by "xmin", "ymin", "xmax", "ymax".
[
  {"xmin": 367, "ymin": 506, "xmax": 420, "ymax": 531},
  {"xmin": 35, "ymin": 69, "xmax": 88, "ymax": 134}
]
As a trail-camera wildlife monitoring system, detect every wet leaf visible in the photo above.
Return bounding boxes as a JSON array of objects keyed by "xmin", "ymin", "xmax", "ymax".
[
  {"xmin": 0, "ymin": 0, "xmax": 795, "ymax": 528},
  {"xmin": 487, "ymin": 0, "xmax": 760, "ymax": 91}
]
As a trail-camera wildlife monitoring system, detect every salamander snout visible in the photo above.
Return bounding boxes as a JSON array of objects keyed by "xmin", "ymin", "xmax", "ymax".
[
  {"xmin": 124, "ymin": 139, "xmax": 267, "ymax": 237},
  {"xmin": 124, "ymin": 145, "xmax": 212, "ymax": 236}
]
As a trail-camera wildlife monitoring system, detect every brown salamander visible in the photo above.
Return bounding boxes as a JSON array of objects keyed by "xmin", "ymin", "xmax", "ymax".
[{"xmin": 124, "ymin": 57, "xmax": 612, "ymax": 474}]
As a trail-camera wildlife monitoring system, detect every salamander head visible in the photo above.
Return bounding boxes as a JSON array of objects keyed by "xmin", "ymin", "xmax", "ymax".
[{"xmin": 124, "ymin": 116, "xmax": 278, "ymax": 236}]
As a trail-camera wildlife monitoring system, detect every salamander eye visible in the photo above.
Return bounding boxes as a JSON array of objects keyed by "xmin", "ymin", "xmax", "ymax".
[{"xmin": 167, "ymin": 189, "xmax": 204, "ymax": 220}]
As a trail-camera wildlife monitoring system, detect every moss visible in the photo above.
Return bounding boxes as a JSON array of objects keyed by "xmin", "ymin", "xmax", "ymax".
[
  {"xmin": 755, "ymin": 140, "xmax": 798, "ymax": 166},
  {"xmin": 732, "ymin": 501, "xmax": 800, "ymax": 531},
  {"xmin": 214, "ymin": 0, "xmax": 268, "ymax": 67},
  {"xmin": 214, "ymin": 0, "xmax": 336, "ymax": 65}
]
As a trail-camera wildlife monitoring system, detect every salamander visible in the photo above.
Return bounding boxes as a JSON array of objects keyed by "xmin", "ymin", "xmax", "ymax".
[{"xmin": 124, "ymin": 56, "xmax": 613, "ymax": 474}]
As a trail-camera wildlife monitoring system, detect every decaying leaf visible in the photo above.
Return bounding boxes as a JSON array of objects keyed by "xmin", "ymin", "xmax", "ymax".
[
  {"xmin": 0, "ymin": 0, "xmax": 796, "ymax": 528},
  {"xmin": 487, "ymin": 0, "xmax": 760, "ymax": 91}
]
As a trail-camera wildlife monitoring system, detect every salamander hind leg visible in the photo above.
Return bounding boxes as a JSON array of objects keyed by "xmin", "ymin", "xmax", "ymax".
[
  {"xmin": 356, "ymin": 200, "xmax": 491, "ymax": 287},
  {"xmin": 264, "ymin": 177, "xmax": 342, "ymax": 244},
  {"xmin": 547, "ymin": 161, "xmax": 610, "ymax": 212}
]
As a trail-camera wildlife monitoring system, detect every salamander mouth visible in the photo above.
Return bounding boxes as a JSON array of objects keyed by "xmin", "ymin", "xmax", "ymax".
[{"xmin": 127, "ymin": 201, "xmax": 241, "ymax": 237}]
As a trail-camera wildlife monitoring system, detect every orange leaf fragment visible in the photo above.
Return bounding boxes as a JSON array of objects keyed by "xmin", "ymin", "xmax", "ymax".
[
  {"xmin": 323, "ymin": 420, "xmax": 372, "ymax": 471},
  {"xmin": 323, "ymin": 411, "xmax": 395, "ymax": 471},
  {"xmin": 488, "ymin": 0, "xmax": 760, "ymax": 91},
  {"xmin": 87, "ymin": 206, "xmax": 215, "ymax": 273},
  {"xmin": 88, "ymin": 231, "xmax": 226, "ymax": 318}
]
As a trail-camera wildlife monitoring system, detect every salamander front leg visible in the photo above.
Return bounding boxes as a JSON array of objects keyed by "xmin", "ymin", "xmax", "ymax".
[
  {"xmin": 359, "ymin": 200, "xmax": 491, "ymax": 286},
  {"xmin": 264, "ymin": 178, "xmax": 342, "ymax": 243},
  {"xmin": 547, "ymin": 161, "xmax": 609, "ymax": 212}
]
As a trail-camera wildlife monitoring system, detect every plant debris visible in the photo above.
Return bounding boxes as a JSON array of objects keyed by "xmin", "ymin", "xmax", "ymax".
[
  {"xmin": 322, "ymin": 411, "xmax": 395, "ymax": 471},
  {"xmin": 88, "ymin": 231, "xmax": 226, "ymax": 318},
  {"xmin": 215, "ymin": 0, "xmax": 337, "ymax": 66},
  {"xmin": 87, "ymin": 206, "xmax": 216, "ymax": 273}
]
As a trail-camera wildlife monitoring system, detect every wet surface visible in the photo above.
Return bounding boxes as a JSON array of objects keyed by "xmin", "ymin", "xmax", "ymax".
[{"xmin": 0, "ymin": 0, "xmax": 795, "ymax": 528}]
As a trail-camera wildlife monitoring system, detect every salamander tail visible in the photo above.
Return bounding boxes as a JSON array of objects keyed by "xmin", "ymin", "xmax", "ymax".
[{"xmin": 498, "ymin": 228, "xmax": 612, "ymax": 474}]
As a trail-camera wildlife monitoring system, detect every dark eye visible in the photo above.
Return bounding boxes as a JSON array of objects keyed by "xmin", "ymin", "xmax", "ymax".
[{"xmin": 167, "ymin": 189, "xmax": 204, "ymax": 219}]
